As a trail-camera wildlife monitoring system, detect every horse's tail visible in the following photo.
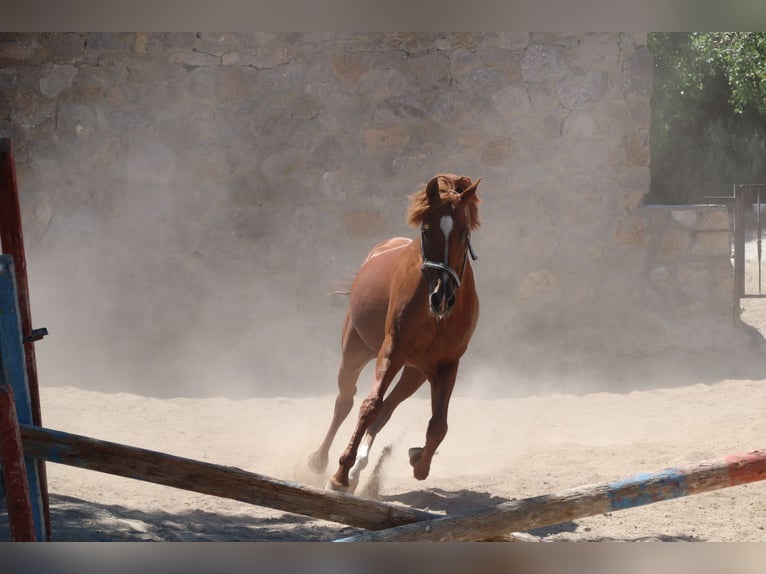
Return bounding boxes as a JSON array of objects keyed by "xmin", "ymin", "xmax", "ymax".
[{"xmin": 328, "ymin": 276, "xmax": 354, "ymax": 296}]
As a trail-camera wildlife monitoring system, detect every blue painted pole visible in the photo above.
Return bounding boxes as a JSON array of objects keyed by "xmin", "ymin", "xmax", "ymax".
[
  {"xmin": 337, "ymin": 449, "xmax": 766, "ymax": 541},
  {"xmin": 0, "ymin": 255, "xmax": 45, "ymax": 541}
]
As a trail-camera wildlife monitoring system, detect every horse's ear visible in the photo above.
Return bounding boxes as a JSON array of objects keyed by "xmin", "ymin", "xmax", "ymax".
[
  {"xmin": 455, "ymin": 176, "xmax": 473, "ymax": 193},
  {"xmin": 460, "ymin": 177, "xmax": 481, "ymax": 201},
  {"xmin": 426, "ymin": 176, "xmax": 441, "ymax": 205}
]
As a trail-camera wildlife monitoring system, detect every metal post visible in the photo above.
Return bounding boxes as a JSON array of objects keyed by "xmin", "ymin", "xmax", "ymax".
[
  {"xmin": 0, "ymin": 256, "xmax": 46, "ymax": 541},
  {"xmin": 734, "ymin": 185, "xmax": 745, "ymax": 324},
  {"xmin": 758, "ymin": 190, "xmax": 763, "ymax": 295}
]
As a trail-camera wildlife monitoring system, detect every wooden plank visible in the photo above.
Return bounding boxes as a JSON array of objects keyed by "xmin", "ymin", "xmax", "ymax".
[
  {"xmin": 0, "ymin": 385, "xmax": 36, "ymax": 541},
  {"xmin": 19, "ymin": 423, "xmax": 439, "ymax": 531},
  {"xmin": 0, "ymin": 138, "xmax": 50, "ymax": 540},
  {"xmin": 336, "ymin": 449, "xmax": 766, "ymax": 542},
  {"xmin": 0, "ymin": 256, "xmax": 47, "ymax": 541}
]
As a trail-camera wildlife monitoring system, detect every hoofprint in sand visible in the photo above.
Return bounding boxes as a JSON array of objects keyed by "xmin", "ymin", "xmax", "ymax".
[{"xmin": 2, "ymin": 379, "xmax": 764, "ymax": 542}]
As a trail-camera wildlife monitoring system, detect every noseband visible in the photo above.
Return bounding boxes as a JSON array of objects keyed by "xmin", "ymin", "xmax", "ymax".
[{"xmin": 420, "ymin": 232, "xmax": 478, "ymax": 290}]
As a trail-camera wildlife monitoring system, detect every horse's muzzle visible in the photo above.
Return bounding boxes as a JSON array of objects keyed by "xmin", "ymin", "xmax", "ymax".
[{"xmin": 428, "ymin": 276, "xmax": 457, "ymax": 319}]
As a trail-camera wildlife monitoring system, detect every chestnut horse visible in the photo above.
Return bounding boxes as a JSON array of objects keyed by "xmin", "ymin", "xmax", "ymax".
[{"xmin": 308, "ymin": 174, "xmax": 481, "ymax": 492}]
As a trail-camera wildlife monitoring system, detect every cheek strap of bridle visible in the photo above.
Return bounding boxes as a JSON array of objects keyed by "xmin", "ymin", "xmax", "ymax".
[{"xmin": 420, "ymin": 233, "xmax": 478, "ymax": 291}]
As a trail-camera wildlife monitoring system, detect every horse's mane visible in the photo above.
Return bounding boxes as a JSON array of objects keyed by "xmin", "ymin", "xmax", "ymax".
[{"xmin": 406, "ymin": 174, "xmax": 481, "ymax": 229}]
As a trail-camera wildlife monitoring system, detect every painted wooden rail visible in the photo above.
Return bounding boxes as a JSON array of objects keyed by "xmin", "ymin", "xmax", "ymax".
[
  {"xmin": 18, "ymin": 423, "xmax": 439, "ymax": 531},
  {"xmin": 0, "ymin": 255, "xmax": 47, "ymax": 541},
  {"xmin": 1, "ymin": 138, "xmax": 50, "ymax": 540},
  {"xmin": 336, "ymin": 449, "xmax": 766, "ymax": 541},
  {"xmin": 0, "ymin": 385, "xmax": 36, "ymax": 540}
]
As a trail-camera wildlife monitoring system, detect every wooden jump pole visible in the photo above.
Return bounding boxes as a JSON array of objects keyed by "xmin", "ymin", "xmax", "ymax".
[
  {"xmin": 336, "ymin": 449, "xmax": 766, "ymax": 542},
  {"xmin": 19, "ymin": 423, "xmax": 440, "ymax": 531}
]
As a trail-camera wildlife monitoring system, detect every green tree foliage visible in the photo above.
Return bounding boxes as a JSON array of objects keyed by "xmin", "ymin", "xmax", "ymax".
[{"xmin": 647, "ymin": 33, "xmax": 766, "ymax": 204}]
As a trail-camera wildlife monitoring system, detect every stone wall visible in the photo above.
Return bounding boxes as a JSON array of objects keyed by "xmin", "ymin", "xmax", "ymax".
[{"xmin": 0, "ymin": 32, "xmax": 754, "ymax": 397}]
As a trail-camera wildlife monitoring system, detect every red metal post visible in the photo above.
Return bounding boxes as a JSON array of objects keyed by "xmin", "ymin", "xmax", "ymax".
[
  {"xmin": 0, "ymin": 384, "xmax": 36, "ymax": 541},
  {"xmin": 0, "ymin": 138, "xmax": 50, "ymax": 540}
]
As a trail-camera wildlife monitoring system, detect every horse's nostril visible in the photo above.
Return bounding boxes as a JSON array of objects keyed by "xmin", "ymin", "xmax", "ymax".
[
  {"xmin": 430, "ymin": 292, "xmax": 441, "ymax": 309},
  {"xmin": 447, "ymin": 293, "xmax": 456, "ymax": 308}
]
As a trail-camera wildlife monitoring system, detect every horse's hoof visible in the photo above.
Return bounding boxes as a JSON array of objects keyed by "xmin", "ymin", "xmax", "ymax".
[
  {"xmin": 325, "ymin": 477, "xmax": 357, "ymax": 495},
  {"xmin": 408, "ymin": 447, "xmax": 424, "ymax": 467},
  {"xmin": 413, "ymin": 465, "xmax": 429, "ymax": 480},
  {"xmin": 307, "ymin": 452, "xmax": 328, "ymax": 474}
]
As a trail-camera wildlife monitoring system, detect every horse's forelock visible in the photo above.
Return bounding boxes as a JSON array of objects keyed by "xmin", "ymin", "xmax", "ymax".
[{"xmin": 407, "ymin": 174, "xmax": 481, "ymax": 229}]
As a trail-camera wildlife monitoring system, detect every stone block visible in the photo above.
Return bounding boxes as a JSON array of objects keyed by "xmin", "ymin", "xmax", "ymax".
[
  {"xmin": 521, "ymin": 44, "xmax": 569, "ymax": 82},
  {"xmin": 557, "ymin": 71, "xmax": 608, "ymax": 110},
  {"xmin": 85, "ymin": 33, "xmax": 133, "ymax": 54},
  {"xmin": 491, "ymin": 84, "xmax": 531, "ymax": 119},
  {"xmin": 331, "ymin": 54, "xmax": 366, "ymax": 82},
  {"xmin": 561, "ymin": 110, "xmax": 597, "ymax": 139},
  {"xmin": 39, "ymin": 64, "xmax": 78, "ymax": 98},
  {"xmin": 698, "ymin": 209, "xmax": 730, "ymax": 231},
  {"xmin": 659, "ymin": 228, "xmax": 692, "ymax": 258},
  {"xmin": 0, "ymin": 37, "xmax": 48, "ymax": 65},
  {"xmin": 357, "ymin": 64, "xmax": 409, "ymax": 101},
  {"xmin": 11, "ymin": 89, "xmax": 55, "ymax": 129},
  {"xmin": 615, "ymin": 215, "xmax": 647, "ymax": 245},
  {"xmin": 48, "ymin": 33, "xmax": 84, "ymax": 62},
  {"xmin": 408, "ymin": 52, "xmax": 450, "ymax": 91},
  {"xmin": 622, "ymin": 46, "xmax": 652, "ymax": 98},
  {"xmin": 670, "ymin": 207, "xmax": 698, "ymax": 227},
  {"xmin": 692, "ymin": 231, "xmax": 730, "ymax": 256},
  {"xmin": 624, "ymin": 129, "xmax": 649, "ymax": 167},
  {"xmin": 570, "ymin": 33, "xmax": 621, "ymax": 72}
]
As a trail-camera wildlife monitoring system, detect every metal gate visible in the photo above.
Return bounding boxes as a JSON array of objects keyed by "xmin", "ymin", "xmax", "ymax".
[{"xmin": 732, "ymin": 184, "xmax": 766, "ymax": 324}]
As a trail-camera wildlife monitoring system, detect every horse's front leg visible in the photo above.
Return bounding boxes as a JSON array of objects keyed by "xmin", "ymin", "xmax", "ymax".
[
  {"xmin": 410, "ymin": 361, "xmax": 458, "ymax": 481},
  {"xmin": 347, "ymin": 366, "xmax": 427, "ymax": 487},
  {"xmin": 329, "ymin": 341, "xmax": 402, "ymax": 491}
]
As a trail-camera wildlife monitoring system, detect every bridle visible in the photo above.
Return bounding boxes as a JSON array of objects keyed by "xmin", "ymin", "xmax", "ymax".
[{"xmin": 420, "ymin": 229, "xmax": 478, "ymax": 291}]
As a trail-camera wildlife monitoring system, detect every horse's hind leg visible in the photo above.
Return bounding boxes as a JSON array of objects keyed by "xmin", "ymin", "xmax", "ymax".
[
  {"xmin": 308, "ymin": 319, "xmax": 373, "ymax": 474},
  {"xmin": 347, "ymin": 366, "xmax": 426, "ymax": 487}
]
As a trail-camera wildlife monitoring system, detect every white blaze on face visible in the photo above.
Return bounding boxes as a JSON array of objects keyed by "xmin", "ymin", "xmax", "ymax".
[{"xmin": 440, "ymin": 215, "xmax": 454, "ymax": 263}]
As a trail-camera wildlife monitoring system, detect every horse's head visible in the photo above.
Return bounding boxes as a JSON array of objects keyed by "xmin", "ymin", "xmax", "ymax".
[{"xmin": 407, "ymin": 174, "xmax": 481, "ymax": 320}]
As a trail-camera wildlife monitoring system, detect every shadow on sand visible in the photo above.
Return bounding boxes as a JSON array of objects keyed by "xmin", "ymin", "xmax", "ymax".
[
  {"xmin": 0, "ymin": 490, "xmax": 703, "ymax": 542},
  {"xmin": 0, "ymin": 494, "xmax": 360, "ymax": 542}
]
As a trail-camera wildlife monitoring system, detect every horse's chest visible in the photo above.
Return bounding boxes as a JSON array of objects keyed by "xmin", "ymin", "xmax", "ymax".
[{"xmin": 404, "ymin": 314, "xmax": 475, "ymax": 363}]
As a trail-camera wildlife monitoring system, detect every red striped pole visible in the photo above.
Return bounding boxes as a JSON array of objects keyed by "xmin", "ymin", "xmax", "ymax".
[
  {"xmin": 0, "ymin": 384, "xmax": 36, "ymax": 541},
  {"xmin": 337, "ymin": 449, "xmax": 766, "ymax": 542},
  {"xmin": 0, "ymin": 138, "xmax": 50, "ymax": 540}
]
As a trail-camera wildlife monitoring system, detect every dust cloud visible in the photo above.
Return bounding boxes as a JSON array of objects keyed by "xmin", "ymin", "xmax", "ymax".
[
  {"xmin": 23, "ymin": 155, "xmax": 766, "ymax": 402},
  {"xmin": 24, "ymin": 135, "xmax": 348, "ymax": 399}
]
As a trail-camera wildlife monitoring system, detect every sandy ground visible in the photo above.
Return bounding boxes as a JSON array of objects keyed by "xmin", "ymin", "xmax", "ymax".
[
  {"xmin": 2, "ymin": 239, "xmax": 766, "ymax": 542},
  {"xmin": 1, "ymin": 375, "xmax": 765, "ymax": 542}
]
